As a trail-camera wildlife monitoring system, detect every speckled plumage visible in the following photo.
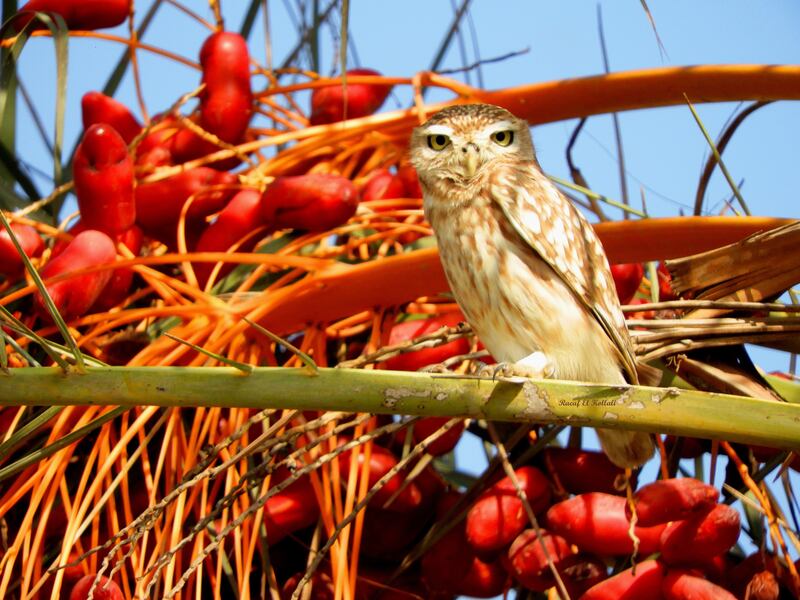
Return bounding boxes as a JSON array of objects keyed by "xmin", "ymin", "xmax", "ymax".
[{"xmin": 409, "ymin": 103, "xmax": 653, "ymax": 468}]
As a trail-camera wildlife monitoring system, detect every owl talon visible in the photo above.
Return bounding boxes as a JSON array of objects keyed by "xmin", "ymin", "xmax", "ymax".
[
  {"xmin": 515, "ymin": 351, "xmax": 555, "ymax": 379},
  {"xmin": 470, "ymin": 361, "xmax": 536, "ymax": 384},
  {"xmin": 491, "ymin": 362, "xmax": 518, "ymax": 381},
  {"xmin": 476, "ymin": 352, "xmax": 555, "ymax": 382}
]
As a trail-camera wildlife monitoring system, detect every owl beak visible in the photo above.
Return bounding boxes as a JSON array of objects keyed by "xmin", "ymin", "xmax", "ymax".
[{"xmin": 461, "ymin": 144, "xmax": 480, "ymax": 177}]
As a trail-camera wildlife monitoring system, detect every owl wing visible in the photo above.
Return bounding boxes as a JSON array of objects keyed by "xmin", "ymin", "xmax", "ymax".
[{"xmin": 489, "ymin": 162, "xmax": 639, "ymax": 384}]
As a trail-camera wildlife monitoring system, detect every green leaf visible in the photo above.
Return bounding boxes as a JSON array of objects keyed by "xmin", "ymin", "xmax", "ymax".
[
  {"xmin": 210, "ymin": 232, "xmax": 297, "ymax": 294},
  {"xmin": 439, "ymin": 469, "xmax": 478, "ymax": 489},
  {"xmin": 0, "ymin": 210, "xmax": 85, "ymax": 371},
  {"xmin": 684, "ymin": 94, "xmax": 749, "ymax": 216},
  {"xmin": 407, "ymin": 235, "xmax": 437, "ymax": 251},
  {"xmin": 162, "ymin": 331, "xmax": 254, "ymax": 374},
  {"xmin": 0, "ymin": 324, "xmax": 39, "ymax": 366},
  {"xmin": 0, "ymin": 179, "xmax": 28, "ymax": 210},
  {"xmin": 0, "ymin": 0, "xmax": 18, "ymax": 195},
  {"xmin": 763, "ymin": 372, "xmax": 800, "ymax": 404},
  {"xmin": 239, "ymin": 0, "xmax": 261, "ymax": 39},
  {"xmin": 0, "ymin": 405, "xmax": 62, "ymax": 461},
  {"xmin": 244, "ymin": 318, "xmax": 318, "ymax": 374},
  {"xmin": 0, "ymin": 406, "xmax": 128, "ymax": 482},
  {"xmin": 0, "ymin": 325, "xmax": 7, "ymax": 371},
  {"xmin": 0, "ymin": 136, "xmax": 41, "ymax": 201},
  {"xmin": 0, "ymin": 10, "xmax": 69, "ymax": 205}
]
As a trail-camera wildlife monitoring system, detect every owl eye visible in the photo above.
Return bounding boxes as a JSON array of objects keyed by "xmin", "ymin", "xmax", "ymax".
[
  {"xmin": 427, "ymin": 134, "xmax": 451, "ymax": 151},
  {"xmin": 491, "ymin": 130, "xmax": 515, "ymax": 147}
]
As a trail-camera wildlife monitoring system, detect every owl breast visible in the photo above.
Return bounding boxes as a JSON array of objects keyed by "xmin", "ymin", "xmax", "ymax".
[{"xmin": 427, "ymin": 199, "xmax": 624, "ymax": 384}]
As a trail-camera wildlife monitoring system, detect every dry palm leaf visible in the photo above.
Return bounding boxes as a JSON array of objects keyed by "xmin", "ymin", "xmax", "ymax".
[{"xmin": 666, "ymin": 221, "xmax": 800, "ymax": 318}]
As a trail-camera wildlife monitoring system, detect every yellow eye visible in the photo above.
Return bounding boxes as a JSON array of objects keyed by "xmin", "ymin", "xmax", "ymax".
[
  {"xmin": 491, "ymin": 130, "xmax": 514, "ymax": 146},
  {"xmin": 427, "ymin": 134, "xmax": 451, "ymax": 151}
]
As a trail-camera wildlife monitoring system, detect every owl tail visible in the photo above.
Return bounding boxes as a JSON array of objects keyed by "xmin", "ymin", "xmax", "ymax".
[{"xmin": 596, "ymin": 428, "xmax": 654, "ymax": 469}]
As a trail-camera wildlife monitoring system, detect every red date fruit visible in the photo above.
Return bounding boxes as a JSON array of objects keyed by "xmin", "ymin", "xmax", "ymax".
[
  {"xmin": 559, "ymin": 554, "xmax": 608, "ymax": 598},
  {"xmin": 50, "ymin": 220, "xmax": 144, "ymax": 311},
  {"xmin": 662, "ymin": 569, "xmax": 737, "ymax": 600},
  {"xmin": 610, "ymin": 262, "xmax": 644, "ymax": 305},
  {"xmin": 73, "ymin": 124, "xmax": 136, "ymax": 234},
  {"xmin": 359, "ymin": 506, "xmax": 429, "ymax": 560},
  {"xmin": 503, "ymin": 528, "xmax": 572, "ymax": 591},
  {"xmin": 580, "ymin": 559, "xmax": 664, "ymax": 600},
  {"xmin": 281, "ymin": 572, "xmax": 334, "ymax": 600},
  {"xmin": 412, "ymin": 417, "xmax": 465, "ymax": 456},
  {"xmin": 81, "ymin": 91, "xmax": 141, "ymax": 144},
  {"xmin": 135, "ymin": 114, "xmax": 178, "ymax": 168},
  {"xmin": 545, "ymin": 492, "xmax": 665, "ymax": 556},
  {"xmin": 660, "ymin": 503, "xmax": 741, "ymax": 566},
  {"xmin": 397, "ymin": 164, "xmax": 423, "ymax": 198},
  {"xmin": 410, "ymin": 460, "xmax": 447, "ymax": 509},
  {"xmin": 338, "ymin": 444, "xmax": 421, "ymax": 512},
  {"xmin": 657, "ymin": 262, "xmax": 678, "ymax": 300},
  {"xmin": 280, "ymin": 571, "xmax": 336, "ymax": 600},
  {"xmin": 198, "ymin": 31, "xmax": 252, "ymax": 144},
  {"xmin": 466, "ymin": 465, "xmax": 551, "ymax": 559},
  {"xmin": 460, "ymin": 555, "xmax": 508, "ymax": 598},
  {"xmin": 0, "ymin": 223, "xmax": 43, "ymax": 279},
  {"xmin": 726, "ymin": 552, "xmax": 772, "ymax": 591},
  {"xmin": 543, "ymin": 447, "xmax": 628, "ymax": 496},
  {"xmin": 264, "ymin": 468, "xmax": 319, "ymax": 544},
  {"xmin": 92, "ymin": 224, "xmax": 143, "ymax": 311},
  {"xmin": 68, "ymin": 574, "xmax": 124, "ymax": 600},
  {"xmin": 261, "ymin": 174, "xmax": 358, "ymax": 232},
  {"xmin": 194, "ymin": 189, "xmax": 264, "ymax": 286},
  {"xmin": 421, "ymin": 514, "xmax": 507, "ymax": 598},
  {"xmin": 135, "ymin": 167, "xmax": 237, "ymax": 244},
  {"xmin": 626, "ymin": 477, "xmax": 719, "ymax": 527},
  {"xmin": 744, "ymin": 570, "xmax": 781, "ymax": 600},
  {"xmin": 383, "ymin": 312, "xmax": 469, "ymax": 371},
  {"xmin": 17, "ymin": 0, "xmax": 129, "ymax": 31},
  {"xmin": 663, "ymin": 435, "xmax": 708, "ymax": 459},
  {"xmin": 310, "ymin": 68, "xmax": 392, "ymax": 125},
  {"xmin": 750, "ymin": 445, "xmax": 800, "ymax": 471},
  {"xmin": 360, "ymin": 168, "xmax": 406, "ymax": 202},
  {"xmin": 34, "ymin": 230, "xmax": 116, "ymax": 320},
  {"xmin": 170, "ymin": 32, "xmax": 253, "ymax": 168}
]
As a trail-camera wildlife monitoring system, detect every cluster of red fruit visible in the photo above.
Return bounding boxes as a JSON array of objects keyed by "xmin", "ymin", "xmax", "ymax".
[
  {"xmin": 1, "ymin": 13, "xmax": 405, "ymax": 318},
  {"xmin": 46, "ymin": 434, "xmax": 793, "ymax": 599},
  {"xmin": 258, "ymin": 437, "xmax": 775, "ymax": 599},
  {"xmin": 421, "ymin": 469, "xmax": 751, "ymax": 599}
]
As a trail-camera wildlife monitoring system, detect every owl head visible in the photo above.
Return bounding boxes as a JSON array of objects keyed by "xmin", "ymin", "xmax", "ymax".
[{"xmin": 409, "ymin": 103, "xmax": 536, "ymax": 187}]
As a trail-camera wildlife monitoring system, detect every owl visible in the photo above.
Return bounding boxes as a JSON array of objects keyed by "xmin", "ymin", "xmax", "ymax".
[{"xmin": 409, "ymin": 103, "xmax": 653, "ymax": 468}]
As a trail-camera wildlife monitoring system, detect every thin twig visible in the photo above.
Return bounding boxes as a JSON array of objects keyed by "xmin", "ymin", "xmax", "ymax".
[
  {"xmin": 436, "ymin": 47, "xmax": 530, "ymax": 76},
  {"xmin": 621, "ymin": 299, "xmax": 800, "ymax": 314},
  {"xmin": 336, "ymin": 323, "xmax": 472, "ymax": 369},
  {"xmin": 597, "ymin": 5, "xmax": 629, "ymax": 216},
  {"xmin": 694, "ymin": 101, "xmax": 769, "ymax": 215},
  {"xmin": 684, "ymin": 94, "xmax": 750, "ymax": 216}
]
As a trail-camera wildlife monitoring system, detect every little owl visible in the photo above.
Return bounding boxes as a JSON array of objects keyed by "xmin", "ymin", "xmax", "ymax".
[{"xmin": 409, "ymin": 103, "xmax": 653, "ymax": 468}]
